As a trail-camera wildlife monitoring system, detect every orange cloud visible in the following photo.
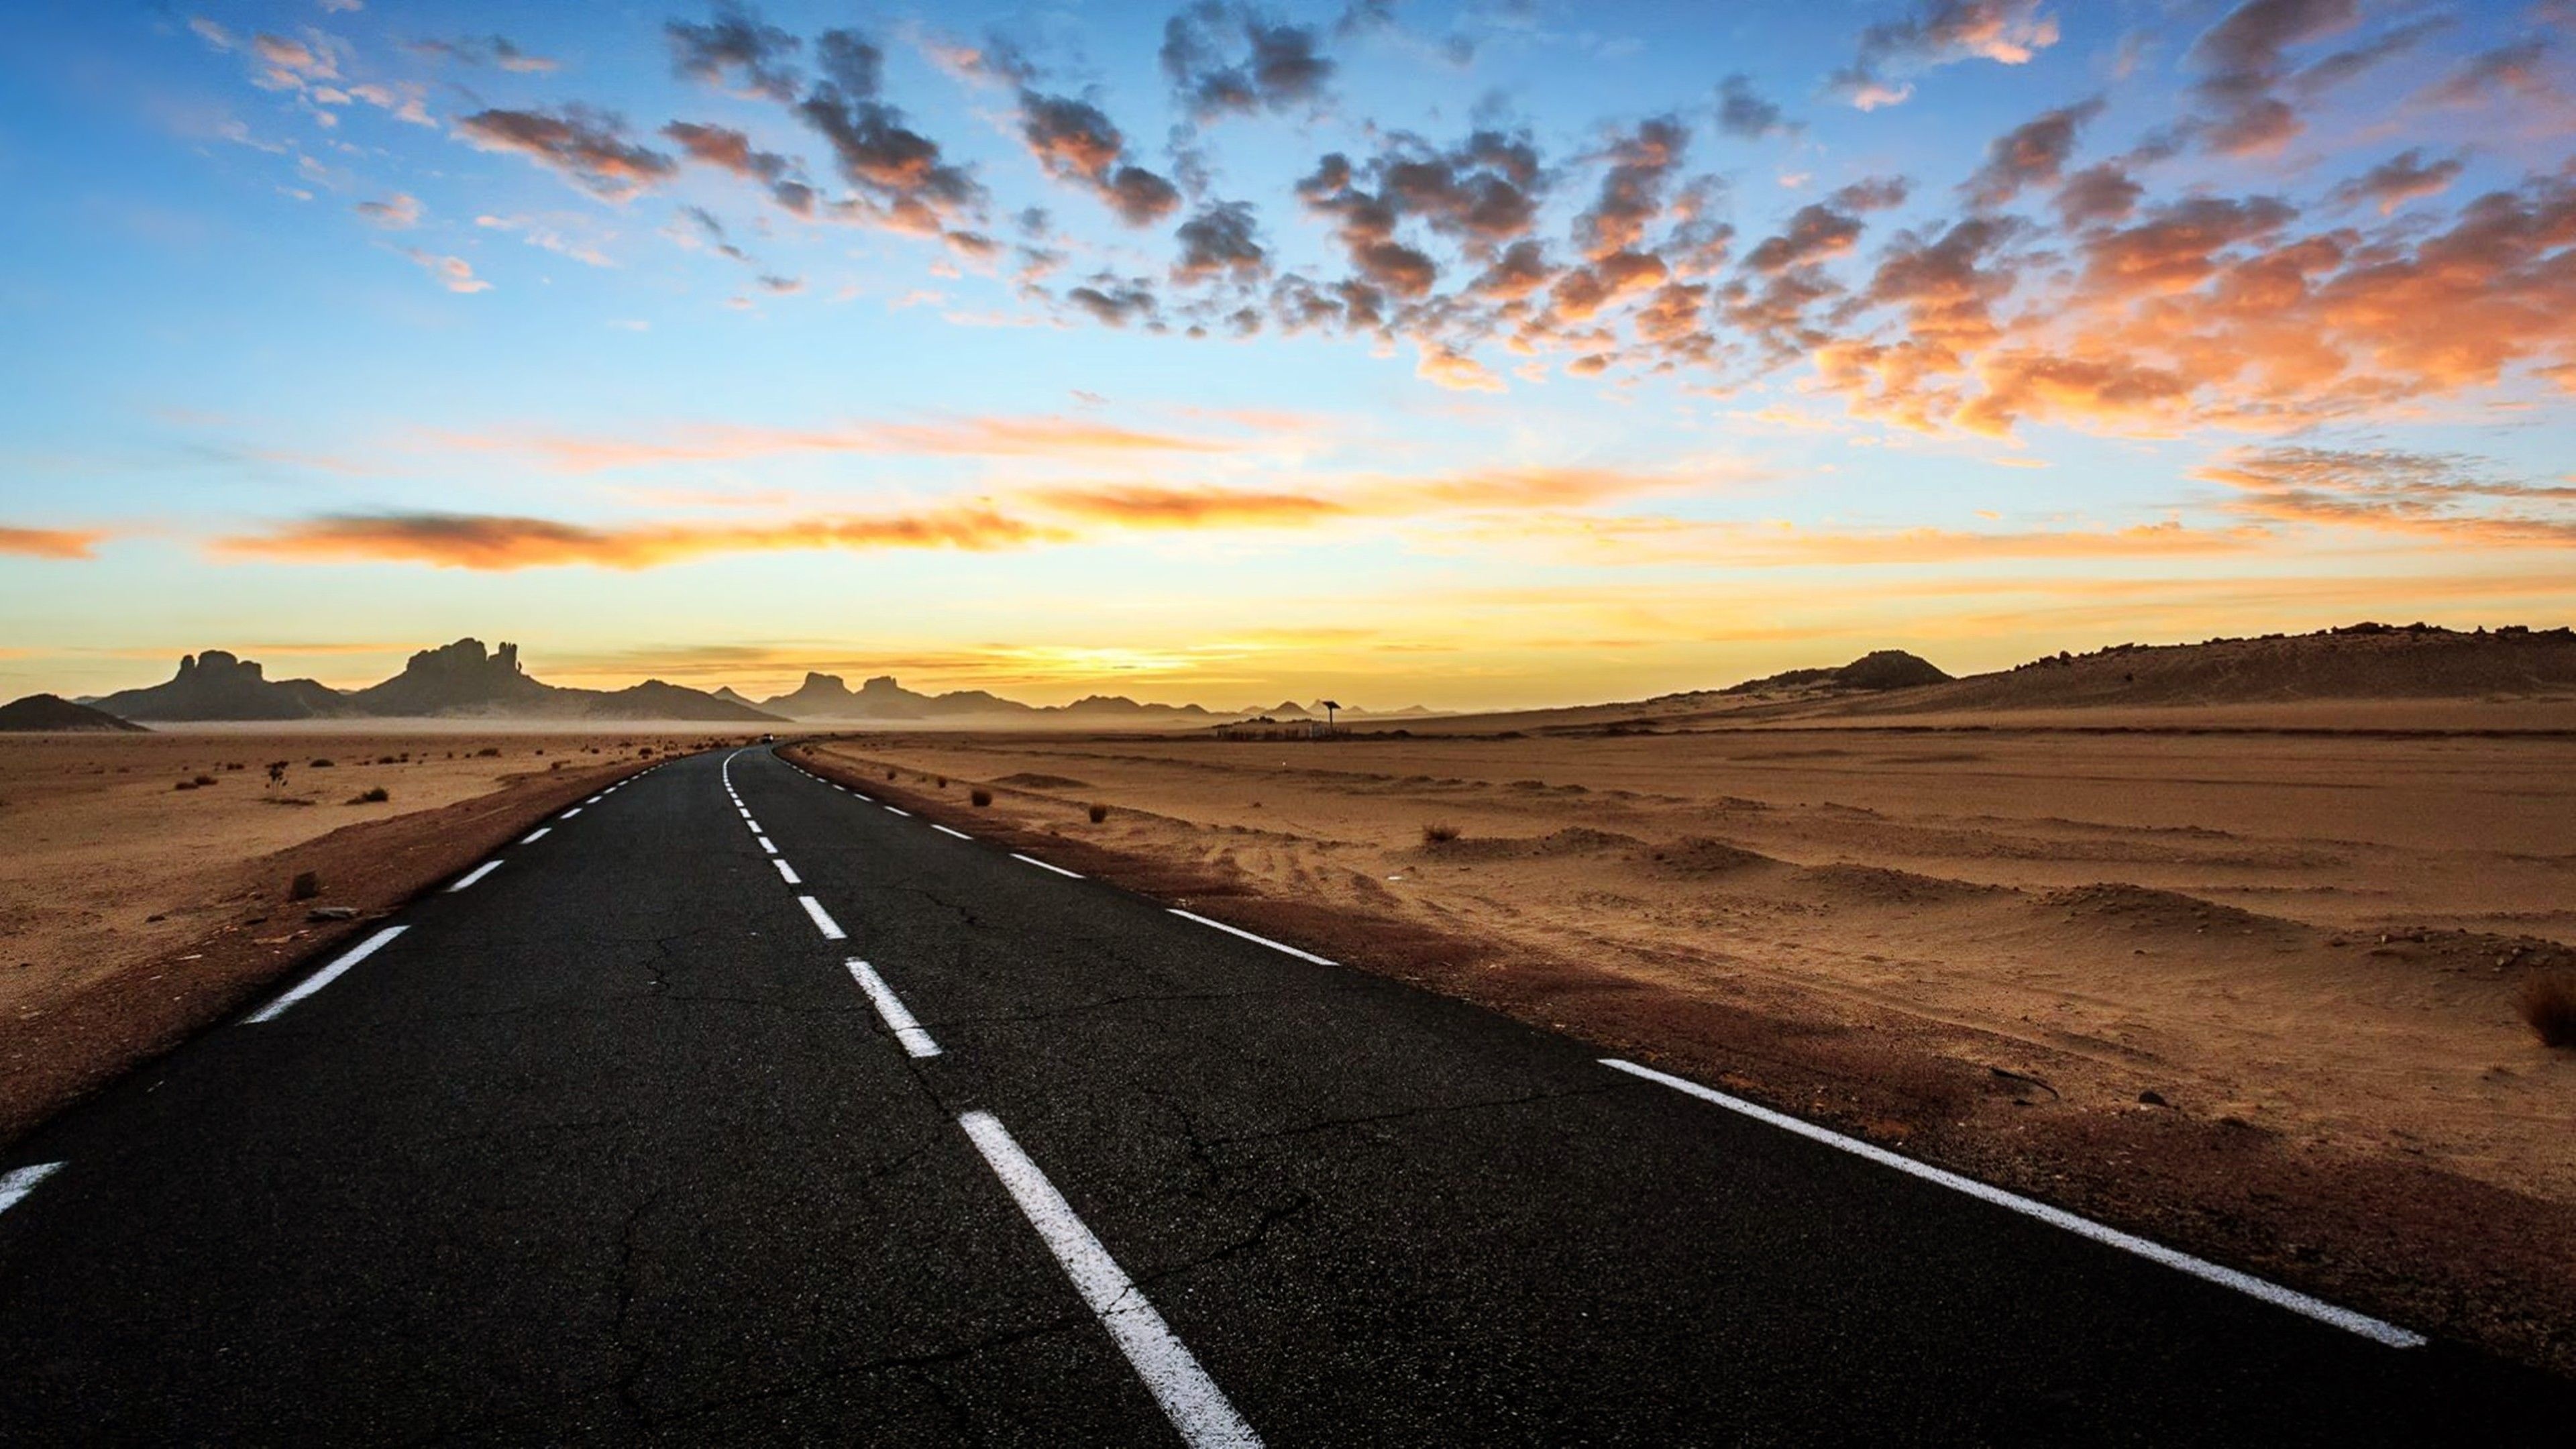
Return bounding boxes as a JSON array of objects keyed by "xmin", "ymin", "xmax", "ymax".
[
  {"xmin": 215, "ymin": 506, "xmax": 1063, "ymax": 570},
  {"xmin": 431, "ymin": 413, "xmax": 1265, "ymax": 471},
  {"xmin": 0, "ymin": 526, "xmax": 107, "ymax": 559},
  {"xmin": 2195, "ymin": 445, "xmax": 2576, "ymax": 545}
]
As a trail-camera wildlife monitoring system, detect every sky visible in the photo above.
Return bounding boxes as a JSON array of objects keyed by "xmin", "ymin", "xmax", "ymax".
[{"xmin": 2, "ymin": 0, "xmax": 2572, "ymax": 711}]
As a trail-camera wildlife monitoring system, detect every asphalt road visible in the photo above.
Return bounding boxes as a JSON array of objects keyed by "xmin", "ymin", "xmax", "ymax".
[{"xmin": 1, "ymin": 745, "xmax": 2567, "ymax": 1444}]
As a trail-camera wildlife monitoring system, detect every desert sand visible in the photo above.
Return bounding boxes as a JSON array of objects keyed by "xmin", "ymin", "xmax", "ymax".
[{"xmin": 793, "ymin": 702, "xmax": 2576, "ymax": 1366}]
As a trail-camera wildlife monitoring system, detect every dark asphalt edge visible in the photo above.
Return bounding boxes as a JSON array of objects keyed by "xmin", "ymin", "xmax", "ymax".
[{"xmin": 765, "ymin": 739, "xmax": 2530, "ymax": 1375}]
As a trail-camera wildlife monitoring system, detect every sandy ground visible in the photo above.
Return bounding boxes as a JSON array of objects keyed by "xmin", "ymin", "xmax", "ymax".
[
  {"xmin": 800, "ymin": 713, "xmax": 2576, "ymax": 1366},
  {"xmin": 0, "ymin": 729, "xmax": 719, "ymax": 1021}
]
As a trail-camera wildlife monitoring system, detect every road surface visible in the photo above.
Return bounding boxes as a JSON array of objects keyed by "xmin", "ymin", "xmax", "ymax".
[{"xmin": 1, "ymin": 745, "xmax": 2566, "ymax": 1444}]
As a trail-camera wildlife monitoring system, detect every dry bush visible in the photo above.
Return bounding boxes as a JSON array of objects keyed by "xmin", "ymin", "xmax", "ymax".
[
  {"xmin": 309, "ymin": 758, "xmax": 335, "ymax": 768},
  {"xmin": 351, "ymin": 786, "xmax": 390, "ymax": 804},
  {"xmin": 475, "ymin": 746, "xmax": 502, "ymax": 757},
  {"xmin": 935, "ymin": 775, "xmax": 949, "ymax": 788},
  {"xmin": 173, "ymin": 780, "xmax": 197, "ymax": 792},
  {"xmin": 2519, "ymin": 973, "xmax": 2576, "ymax": 1049},
  {"xmin": 1421, "ymin": 821, "xmax": 1461, "ymax": 845},
  {"xmin": 885, "ymin": 769, "xmax": 897, "ymax": 781},
  {"xmin": 288, "ymin": 871, "xmax": 321, "ymax": 901},
  {"xmin": 1087, "ymin": 802, "xmax": 1110, "ymax": 824},
  {"xmin": 191, "ymin": 774, "xmax": 217, "ymax": 787},
  {"xmin": 970, "ymin": 788, "xmax": 993, "ymax": 807}
]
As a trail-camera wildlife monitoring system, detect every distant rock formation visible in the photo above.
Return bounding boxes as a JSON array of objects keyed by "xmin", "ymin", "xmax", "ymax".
[
  {"xmin": 87, "ymin": 639, "xmax": 780, "ymax": 722},
  {"xmin": 1722, "ymin": 650, "xmax": 1953, "ymax": 696},
  {"xmin": 91, "ymin": 650, "xmax": 350, "ymax": 720},
  {"xmin": 0, "ymin": 694, "xmax": 148, "ymax": 732}
]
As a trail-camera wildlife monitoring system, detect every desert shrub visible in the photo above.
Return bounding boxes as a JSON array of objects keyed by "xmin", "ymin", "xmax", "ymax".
[
  {"xmin": 885, "ymin": 769, "xmax": 897, "ymax": 780},
  {"xmin": 352, "ymin": 786, "xmax": 390, "ymax": 804},
  {"xmin": 935, "ymin": 775, "xmax": 949, "ymax": 788},
  {"xmin": 971, "ymin": 788, "xmax": 993, "ymax": 807},
  {"xmin": 225, "ymin": 762, "xmax": 246, "ymax": 771},
  {"xmin": 476, "ymin": 747, "xmax": 502, "ymax": 757},
  {"xmin": 2519, "ymin": 973, "xmax": 2576, "ymax": 1049},
  {"xmin": 549, "ymin": 761, "xmax": 564, "ymax": 770},
  {"xmin": 192, "ymin": 774, "xmax": 217, "ymax": 786},
  {"xmin": 310, "ymin": 758, "xmax": 335, "ymax": 768},
  {"xmin": 1421, "ymin": 821, "xmax": 1461, "ymax": 845},
  {"xmin": 288, "ymin": 871, "xmax": 320, "ymax": 900},
  {"xmin": 1088, "ymin": 802, "xmax": 1110, "ymax": 823},
  {"xmin": 174, "ymin": 780, "xmax": 197, "ymax": 791}
]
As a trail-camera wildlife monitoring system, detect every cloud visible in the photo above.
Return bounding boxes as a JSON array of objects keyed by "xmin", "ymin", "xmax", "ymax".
[
  {"xmin": 1743, "ymin": 180, "xmax": 1906, "ymax": 273},
  {"xmin": 1962, "ymin": 97, "xmax": 2102, "ymax": 209},
  {"xmin": 403, "ymin": 250, "xmax": 491, "ymax": 292},
  {"xmin": 2196, "ymin": 445, "xmax": 2576, "ymax": 543},
  {"xmin": 1576, "ymin": 117, "xmax": 1687, "ymax": 262},
  {"xmin": 433, "ymin": 413, "xmax": 1255, "ymax": 472},
  {"xmin": 1717, "ymin": 74, "xmax": 1798, "ymax": 141},
  {"xmin": 661, "ymin": 121, "xmax": 813, "ymax": 214},
  {"xmin": 2416, "ymin": 37, "xmax": 2561, "ymax": 111},
  {"xmin": 1831, "ymin": 0, "xmax": 2061, "ymax": 109},
  {"xmin": 793, "ymin": 30, "xmax": 984, "ymax": 234},
  {"xmin": 2327, "ymin": 150, "xmax": 2465, "ymax": 215},
  {"xmin": 1016, "ymin": 91, "xmax": 1182, "ymax": 226},
  {"xmin": 218, "ymin": 506, "xmax": 1061, "ymax": 570},
  {"xmin": 455, "ymin": 107, "xmax": 677, "ymax": 199},
  {"xmin": 1161, "ymin": 2, "xmax": 1336, "ymax": 121},
  {"xmin": 1173, "ymin": 201, "xmax": 1268, "ymax": 284},
  {"xmin": 665, "ymin": 1, "xmax": 802, "ymax": 101},
  {"xmin": 0, "ymin": 526, "xmax": 106, "ymax": 559},
  {"xmin": 354, "ymin": 193, "xmax": 422, "ymax": 229},
  {"xmin": 2184, "ymin": 0, "xmax": 2360, "ymax": 155},
  {"xmin": 409, "ymin": 35, "xmax": 559, "ymax": 73},
  {"xmin": 2053, "ymin": 162, "xmax": 2143, "ymax": 227},
  {"xmin": 1065, "ymin": 279, "xmax": 1163, "ymax": 327}
]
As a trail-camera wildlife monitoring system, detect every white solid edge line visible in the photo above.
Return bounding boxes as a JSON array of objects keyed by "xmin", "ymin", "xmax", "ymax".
[
  {"xmin": 1012, "ymin": 852, "xmax": 1084, "ymax": 879},
  {"xmin": 1168, "ymin": 909, "xmax": 1335, "ymax": 966},
  {"xmin": 0, "ymin": 1161, "xmax": 66, "ymax": 1216},
  {"xmin": 957, "ymin": 1111, "xmax": 1260, "ymax": 1449},
  {"xmin": 757, "ymin": 836, "xmax": 777, "ymax": 854},
  {"xmin": 519, "ymin": 826, "xmax": 551, "ymax": 844},
  {"xmin": 1596, "ymin": 1059, "xmax": 2426, "ymax": 1348},
  {"xmin": 447, "ymin": 860, "xmax": 503, "ymax": 894},
  {"xmin": 885, "ymin": 806, "xmax": 910, "ymax": 816},
  {"xmin": 798, "ymin": 895, "xmax": 846, "ymax": 941},
  {"xmin": 559, "ymin": 806, "xmax": 582, "ymax": 818},
  {"xmin": 773, "ymin": 859, "xmax": 802, "ymax": 885},
  {"xmin": 846, "ymin": 959, "xmax": 941, "ymax": 1058},
  {"xmin": 246, "ymin": 926, "xmax": 409, "ymax": 1024},
  {"xmin": 932, "ymin": 823, "xmax": 973, "ymax": 840}
]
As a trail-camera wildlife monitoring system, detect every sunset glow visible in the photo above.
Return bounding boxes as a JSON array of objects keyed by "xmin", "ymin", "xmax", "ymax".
[{"xmin": 3, "ymin": 1, "xmax": 2572, "ymax": 707}]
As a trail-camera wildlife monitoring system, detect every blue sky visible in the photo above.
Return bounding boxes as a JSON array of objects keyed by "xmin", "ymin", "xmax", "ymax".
[{"xmin": 3, "ymin": 1, "xmax": 2572, "ymax": 708}]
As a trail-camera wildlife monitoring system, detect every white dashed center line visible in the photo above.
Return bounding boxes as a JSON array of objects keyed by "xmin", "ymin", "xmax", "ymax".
[
  {"xmin": 757, "ymin": 836, "xmax": 777, "ymax": 854},
  {"xmin": 520, "ymin": 827, "xmax": 551, "ymax": 844},
  {"xmin": 0, "ymin": 1162, "xmax": 66, "ymax": 1217},
  {"xmin": 744, "ymin": 818, "xmax": 763, "ymax": 833},
  {"xmin": 959, "ymin": 1112, "xmax": 1260, "ymax": 1448},
  {"xmin": 798, "ymin": 896, "xmax": 846, "ymax": 941},
  {"xmin": 773, "ymin": 859, "xmax": 802, "ymax": 885},
  {"xmin": 845, "ymin": 959, "xmax": 940, "ymax": 1057},
  {"xmin": 447, "ymin": 861, "xmax": 502, "ymax": 894},
  {"xmin": 245, "ymin": 925, "xmax": 409, "ymax": 1024}
]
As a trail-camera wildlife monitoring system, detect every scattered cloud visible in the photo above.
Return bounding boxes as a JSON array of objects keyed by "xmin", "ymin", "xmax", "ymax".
[
  {"xmin": 409, "ymin": 35, "xmax": 559, "ymax": 73},
  {"xmin": 353, "ymin": 193, "xmax": 421, "ymax": 229},
  {"xmin": 0, "ymin": 526, "xmax": 107, "ymax": 559},
  {"xmin": 455, "ymin": 107, "xmax": 676, "ymax": 199},
  {"xmin": 402, "ymin": 249, "xmax": 491, "ymax": 292}
]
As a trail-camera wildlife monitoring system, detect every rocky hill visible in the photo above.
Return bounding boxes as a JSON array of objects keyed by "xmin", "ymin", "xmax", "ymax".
[
  {"xmin": 1839, "ymin": 623, "xmax": 2576, "ymax": 713},
  {"xmin": 1721, "ymin": 649, "xmax": 1953, "ymax": 696},
  {"xmin": 0, "ymin": 694, "xmax": 148, "ymax": 732},
  {"xmin": 91, "ymin": 651, "xmax": 350, "ymax": 721}
]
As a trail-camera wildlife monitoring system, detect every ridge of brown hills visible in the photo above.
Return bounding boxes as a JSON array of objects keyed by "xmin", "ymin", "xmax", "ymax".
[{"xmin": 7, "ymin": 622, "xmax": 2572, "ymax": 731}]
